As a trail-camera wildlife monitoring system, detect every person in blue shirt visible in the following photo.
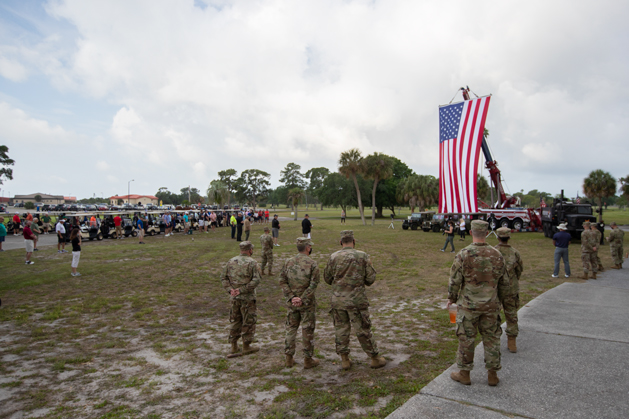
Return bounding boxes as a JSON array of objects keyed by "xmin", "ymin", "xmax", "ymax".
[
  {"xmin": 137, "ymin": 216, "xmax": 145, "ymax": 244},
  {"xmin": 552, "ymin": 223, "xmax": 571, "ymax": 278},
  {"xmin": 183, "ymin": 213, "xmax": 190, "ymax": 235}
]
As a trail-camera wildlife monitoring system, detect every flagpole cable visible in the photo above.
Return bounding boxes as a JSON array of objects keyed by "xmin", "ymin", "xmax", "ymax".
[{"xmin": 448, "ymin": 89, "xmax": 460, "ymax": 104}]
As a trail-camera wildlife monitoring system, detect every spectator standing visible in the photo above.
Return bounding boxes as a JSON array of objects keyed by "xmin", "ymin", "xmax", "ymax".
[
  {"xmin": 230, "ymin": 213, "xmax": 237, "ymax": 239},
  {"xmin": 12, "ymin": 212, "xmax": 20, "ymax": 235},
  {"xmin": 260, "ymin": 227, "xmax": 274, "ymax": 275},
  {"xmin": 198, "ymin": 211, "xmax": 205, "ymax": 232},
  {"xmin": 42, "ymin": 213, "xmax": 52, "ymax": 234},
  {"xmin": 236, "ymin": 212, "xmax": 244, "ymax": 241},
  {"xmin": 272, "ymin": 214, "xmax": 280, "ymax": 246},
  {"xmin": 265, "ymin": 209, "xmax": 270, "ymax": 223},
  {"xmin": 31, "ymin": 218, "xmax": 42, "ymax": 251},
  {"xmin": 441, "ymin": 221, "xmax": 455, "ymax": 253},
  {"xmin": 302, "ymin": 214, "xmax": 313, "ymax": 239},
  {"xmin": 137, "ymin": 216, "xmax": 145, "ymax": 244},
  {"xmin": 23, "ymin": 220, "xmax": 36, "ymax": 265},
  {"xmin": 113, "ymin": 214, "xmax": 123, "ymax": 239},
  {"xmin": 56, "ymin": 219, "xmax": 68, "ymax": 253},
  {"xmin": 69, "ymin": 227, "xmax": 82, "ymax": 276},
  {"xmin": 26, "ymin": 212, "xmax": 33, "ymax": 222},
  {"xmin": 459, "ymin": 218, "xmax": 466, "ymax": 241},
  {"xmin": 183, "ymin": 212, "xmax": 190, "ymax": 235},
  {"xmin": 210, "ymin": 211, "xmax": 217, "ymax": 232},
  {"xmin": 341, "ymin": 209, "xmax": 346, "ymax": 224},
  {"xmin": 0, "ymin": 216, "xmax": 6, "ymax": 251},
  {"xmin": 552, "ymin": 224, "xmax": 571, "ymax": 278},
  {"xmin": 244, "ymin": 216, "xmax": 252, "ymax": 241}
]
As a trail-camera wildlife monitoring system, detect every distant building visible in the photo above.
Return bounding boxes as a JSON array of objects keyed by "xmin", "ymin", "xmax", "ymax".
[
  {"xmin": 64, "ymin": 196, "xmax": 77, "ymax": 203},
  {"xmin": 109, "ymin": 195, "xmax": 159, "ymax": 206},
  {"xmin": 14, "ymin": 193, "xmax": 65, "ymax": 205}
]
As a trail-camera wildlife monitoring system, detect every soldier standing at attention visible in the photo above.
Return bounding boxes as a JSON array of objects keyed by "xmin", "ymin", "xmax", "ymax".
[
  {"xmin": 260, "ymin": 226, "xmax": 274, "ymax": 276},
  {"xmin": 220, "ymin": 241, "xmax": 261, "ymax": 356},
  {"xmin": 448, "ymin": 220, "xmax": 507, "ymax": 386},
  {"xmin": 580, "ymin": 221, "xmax": 598, "ymax": 279},
  {"xmin": 494, "ymin": 227, "xmax": 523, "ymax": 353},
  {"xmin": 324, "ymin": 230, "xmax": 387, "ymax": 370},
  {"xmin": 606, "ymin": 222, "xmax": 625, "ymax": 269},
  {"xmin": 591, "ymin": 223, "xmax": 604, "ymax": 272},
  {"xmin": 279, "ymin": 237, "xmax": 320, "ymax": 369}
]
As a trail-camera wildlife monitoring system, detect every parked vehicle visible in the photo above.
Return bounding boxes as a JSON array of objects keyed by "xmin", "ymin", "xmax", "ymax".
[{"xmin": 402, "ymin": 211, "xmax": 436, "ymax": 231}]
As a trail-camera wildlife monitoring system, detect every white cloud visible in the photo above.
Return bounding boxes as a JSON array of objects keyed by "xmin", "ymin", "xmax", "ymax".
[
  {"xmin": 96, "ymin": 161, "xmax": 109, "ymax": 171},
  {"xmin": 0, "ymin": 54, "xmax": 27, "ymax": 81}
]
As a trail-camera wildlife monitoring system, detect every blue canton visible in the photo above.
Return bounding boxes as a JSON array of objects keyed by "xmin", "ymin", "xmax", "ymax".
[{"xmin": 439, "ymin": 102, "xmax": 464, "ymax": 144}]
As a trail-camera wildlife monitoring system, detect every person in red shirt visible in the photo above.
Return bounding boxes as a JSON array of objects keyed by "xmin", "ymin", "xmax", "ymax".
[
  {"xmin": 113, "ymin": 215, "xmax": 123, "ymax": 239},
  {"xmin": 23, "ymin": 220, "xmax": 36, "ymax": 264},
  {"xmin": 264, "ymin": 209, "xmax": 270, "ymax": 224},
  {"xmin": 13, "ymin": 212, "xmax": 21, "ymax": 235},
  {"xmin": 26, "ymin": 212, "xmax": 33, "ymax": 222}
]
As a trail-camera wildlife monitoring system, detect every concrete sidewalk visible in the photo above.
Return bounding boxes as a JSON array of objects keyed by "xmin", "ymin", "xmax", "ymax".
[{"xmin": 388, "ymin": 265, "xmax": 629, "ymax": 419}]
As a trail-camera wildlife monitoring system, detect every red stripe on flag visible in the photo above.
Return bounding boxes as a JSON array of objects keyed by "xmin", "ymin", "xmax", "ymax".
[
  {"xmin": 459, "ymin": 102, "xmax": 473, "ymax": 212},
  {"xmin": 439, "ymin": 141, "xmax": 444, "ymax": 213}
]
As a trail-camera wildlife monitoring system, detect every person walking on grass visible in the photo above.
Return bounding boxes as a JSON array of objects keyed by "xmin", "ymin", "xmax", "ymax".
[
  {"xmin": 23, "ymin": 220, "xmax": 36, "ymax": 265},
  {"xmin": 341, "ymin": 209, "xmax": 346, "ymax": 224},
  {"xmin": 459, "ymin": 218, "xmax": 466, "ymax": 241},
  {"xmin": 552, "ymin": 223, "xmax": 571, "ymax": 278},
  {"xmin": 56, "ymin": 219, "xmax": 68, "ymax": 253},
  {"xmin": 441, "ymin": 221, "xmax": 455, "ymax": 253},
  {"xmin": 113, "ymin": 214, "xmax": 123, "ymax": 239},
  {"xmin": 137, "ymin": 216, "xmax": 145, "ymax": 244},
  {"xmin": 0, "ymin": 216, "xmax": 7, "ymax": 251},
  {"xmin": 69, "ymin": 227, "xmax": 82, "ymax": 276},
  {"xmin": 272, "ymin": 214, "xmax": 281, "ymax": 246}
]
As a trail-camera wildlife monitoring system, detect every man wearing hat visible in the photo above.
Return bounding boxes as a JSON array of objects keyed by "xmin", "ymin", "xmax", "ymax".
[
  {"xmin": 220, "ymin": 241, "xmax": 261, "ymax": 356},
  {"xmin": 279, "ymin": 237, "xmax": 320, "ymax": 369},
  {"xmin": 260, "ymin": 226, "xmax": 275, "ymax": 275},
  {"xmin": 552, "ymin": 223, "xmax": 572, "ymax": 278},
  {"xmin": 494, "ymin": 227, "xmax": 523, "ymax": 353},
  {"xmin": 324, "ymin": 230, "xmax": 387, "ymax": 370},
  {"xmin": 606, "ymin": 222, "xmax": 625, "ymax": 269},
  {"xmin": 590, "ymin": 222, "xmax": 604, "ymax": 272},
  {"xmin": 447, "ymin": 220, "xmax": 508, "ymax": 386},
  {"xmin": 580, "ymin": 221, "xmax": 598, "ymax": 279},
  {"xmin": 56, "ymin": 218, "xmax": 68, "ymax": 253}
]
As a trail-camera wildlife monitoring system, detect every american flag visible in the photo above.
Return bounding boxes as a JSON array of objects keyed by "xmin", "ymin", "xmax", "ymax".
[
  {"xmin": 576, "ymin": 193, "xmax": 581, "ymax": 204},
  {"xmin": 438, "ymin": 96, "xmax": 491, "ymax": 213},
  {"xmin": 540, "ymin": 197, "xmax": 547, "ymax": 208}
]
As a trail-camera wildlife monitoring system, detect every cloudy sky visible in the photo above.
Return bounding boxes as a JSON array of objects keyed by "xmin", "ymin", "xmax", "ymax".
[{"xmin": 1, "ymin": 0, "xmax": 627, "ymax": 201}]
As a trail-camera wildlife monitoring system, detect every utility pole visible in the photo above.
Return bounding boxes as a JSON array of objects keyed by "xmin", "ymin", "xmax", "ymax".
[{"xmin": 128, "ymin": 179, "xmax": 134, "ymax": 204}]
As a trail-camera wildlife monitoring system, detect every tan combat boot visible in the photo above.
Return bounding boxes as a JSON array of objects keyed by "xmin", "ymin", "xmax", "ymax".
[
  {"xmin": 488, "ymin": 370, "xmax": 500, "ymax": 386},
  {"xmin": 450, "ymin": 370, "xmax": 471, "ymax": 385},
  {"xmin": 591, "ymin": 272, "xmax": 597, "ymax": 280},
  {"xmin": 340, "ymin": 354, "xmax": 352, "ymax": 370},
  {"xmin": 580, "ymin": 272, "xmax": 589, "ymax": 279},
  {"xmin": 304, "ymin": 357, "xmax": 320, "ymax": 369},
  {"xmin": 598, "ymin": 264, "xmax": 605, "ymax": 272},
  {"xmin": 370, "ymin": 355, "xmax": 387, "ymax": 369},
  {"xmin": 242, "ymin": 342, "xmax": 260, "ymax": 355},
  {"xmin": 230, "ymin": 341, "xmax": 240, "ymax": 354},
  {"xmin": 507, "ymin": 336, "xmax": 517, "ymax": 353},
  {"xmin": 611, "ymin": 264, "xmax": 620, "ymax": 270},
  {"xmin": 285, "ymin": 354, "xmax": 294, "ymax": 368}
]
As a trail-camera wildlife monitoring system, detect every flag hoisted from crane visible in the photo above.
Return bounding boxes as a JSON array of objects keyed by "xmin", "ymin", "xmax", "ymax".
[{"xmin": 438, "ymin": 96, "xmax": 491, "ymax": 213}]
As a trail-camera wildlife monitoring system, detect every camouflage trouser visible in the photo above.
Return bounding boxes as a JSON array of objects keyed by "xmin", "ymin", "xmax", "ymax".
[
  {"xmin": 330, "ymin": 308, "xmax": 379, "ymax": 357},
  {"xmin": 611, "ymin": 245, "xmax": 624, "ymax": 265},
  {"xmin": 595, "ymin": 250, "xmax": 602, "ymax": 268},
  {"xmin": 581, "ymin": 252, "xmax": 597, "ymax": 273},
  {"xmin": 456, "ymin": 308, "xmax": 502, "ymax": 371},
  {"xmin": 501, "ymin": 293, "xmax": 519, "ymax": 337},
  {"xmin": 285, "ymin": 306, "xmax": 316, "ymax": 358},
  {"xmin": 261, "ymin": 250, "xmax": 273, "ymax": 273},
  {"xmin": 229, "ymin": 299, "xmax": 257, "ymax": 344}
]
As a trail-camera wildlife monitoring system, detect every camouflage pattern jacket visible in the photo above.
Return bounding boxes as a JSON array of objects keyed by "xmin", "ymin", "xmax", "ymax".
[
  {"xmin": 324, "ymin": 247, "xmax": 376, "ymax": 310},
  {"xmin": 279, "ymin": 254, "xmax": 320, "ymax": 309},
  {"xmin": 581, "ymin": 230, "xmax": 596, "ymax": 253},
  {"xmin": 220, "ymin": 255, "xmax": 261, "ymax": 301},
  {"xmin": 494, "ymin": 243, "xmax": 523, "ymax": 295},
  {"xmin": 609, "ymin": 228, "xmax": 625, "ymax": 248},
  {"xmin": 591, "ymin": 228, "xmax": 602, "ymax": 248},
  {"xmin": 448, "ymin": 242, "xmax": 508, "ymax": 312},
  {"xmin": 260, "ymin": 233, "xmax": 274, "ymax": 252}
]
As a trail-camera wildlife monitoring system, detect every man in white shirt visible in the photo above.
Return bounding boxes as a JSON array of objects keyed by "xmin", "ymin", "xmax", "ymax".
[{"xmin": 56, "ymin": 219, "xmax": 68, "ymax": 253}]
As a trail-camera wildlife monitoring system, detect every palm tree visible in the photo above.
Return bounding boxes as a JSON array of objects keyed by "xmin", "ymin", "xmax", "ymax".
[
  {"xmin": 583, "ymin": 169, "xmax": 616, "ymax": 222},
  {"xmin": 619, "ymin": 175, "xmax": 629, "ymax": 199},
  {"xmin": 362, "ymin": 153, "xmax": 394, "ymax": 225},
  {"xmin": 398, "ymin": 174, "xmax": 439, "ymax": 213},
  {"xmin": 339, "ymin": 148, "xmax": 366, "ymax": 226},
  {"xmin": 287, "ymin": 188, "xmax": 305, "ymax": 221},
  {"xmin": 207, "ymin": 180, "xmax": 229, "ymax": 208}
]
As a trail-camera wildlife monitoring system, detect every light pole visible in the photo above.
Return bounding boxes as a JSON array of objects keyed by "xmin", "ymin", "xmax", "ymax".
[{"xmin": 128, "ymin": 179, "xmax": 134, "ymax": 204}]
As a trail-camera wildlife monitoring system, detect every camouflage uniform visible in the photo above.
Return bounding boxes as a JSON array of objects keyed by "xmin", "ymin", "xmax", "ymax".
[
  {"xmin": 448, "ymin": 222, "xmax": 508, "ymax": 372},
  {"xmin": 580, "ymin": 224, "xmax": 597, "ymax": 275},
  {"xmin": 609, "ymin": 226, "xmax": 625, "ymax": 266},
  {"xmin": 591, "ymin": 228, "xmax": 603, "ymax": 270},
  {"xmin": 279, "ymin": 238, "xmax": 320, "ymax": 358},
  {"xmin": 494, "ymin": 228, "xmax": 523, "ymax": 338},
  {"xmin": 260, "ymin": 231, "xmax": 274, "ymax": 274},
  {"xmin": 324, "ymin": 231, "xmax": 379, "ymax": 357},
  {"xmin": 220, "ymin": 242, "xmax": 261, "ymax": 345}
]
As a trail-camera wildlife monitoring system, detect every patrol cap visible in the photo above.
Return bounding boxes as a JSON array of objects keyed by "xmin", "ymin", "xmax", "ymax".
[
  {"xmin": 582, "ymin": 221, "xmax": 591, "ymax": 227},
  {"xmin": 264, "ymin": 226, "xmax": 270, "ymax": 232},
  {"xmin": 610, "ymin": 221, "xmax": 617, "ymax": 226},
  {"xmin": 470, "ymin": 220, "xmax": 488, "ymax": 232},
  {"xmin": 239, "ymin": 241, "xmax": 254, "ymax": 251},
  {"xmin": 496, "ymin": 227, "xmax": 511, "ymax": 238},
  {"xmin": 297, "ymin": 237, "xmax": 314, "ymax": 246},
  {"xmin": 340, "ymin": 230, "xmax": 354, "ymax": 239}
]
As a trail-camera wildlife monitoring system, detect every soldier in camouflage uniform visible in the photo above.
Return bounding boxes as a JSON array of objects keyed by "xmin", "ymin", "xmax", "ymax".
[
  {"xmin": 591, "ymin": 224, "xmax": 605, "ymax": 272},
  {"xmin": 494, "ymin": 227, "xmax": 524, "ymax": 353},
  {"xmin": 220, "ymin": 241, "xmax": 261, "ymax": 356},
  {"xmin": 448, "ymin": 220, "xmax": 508, "ymax": 386},
  {"xmin": 580, "ymin": 221, "xmax": 598, "ymax": 279},
  {"xmin": 279, "ymin": 237, "xmax": 320, "ymax": 369},
  {"xmin": 260, "ymin": 227, "xmax": 274, "ymax": 275},
  {"xmin": 324, "ymin": 230, "xmax": 387, "ymax": 370},
  {"xmin": 607, "ymin": 222, "xmax": 625, "ymax": 269}
]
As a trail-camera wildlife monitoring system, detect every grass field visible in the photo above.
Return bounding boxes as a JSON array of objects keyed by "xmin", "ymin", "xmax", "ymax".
[{"xmin": 0, "ymin": 214, "xmax": 627, "ymax": 418}]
